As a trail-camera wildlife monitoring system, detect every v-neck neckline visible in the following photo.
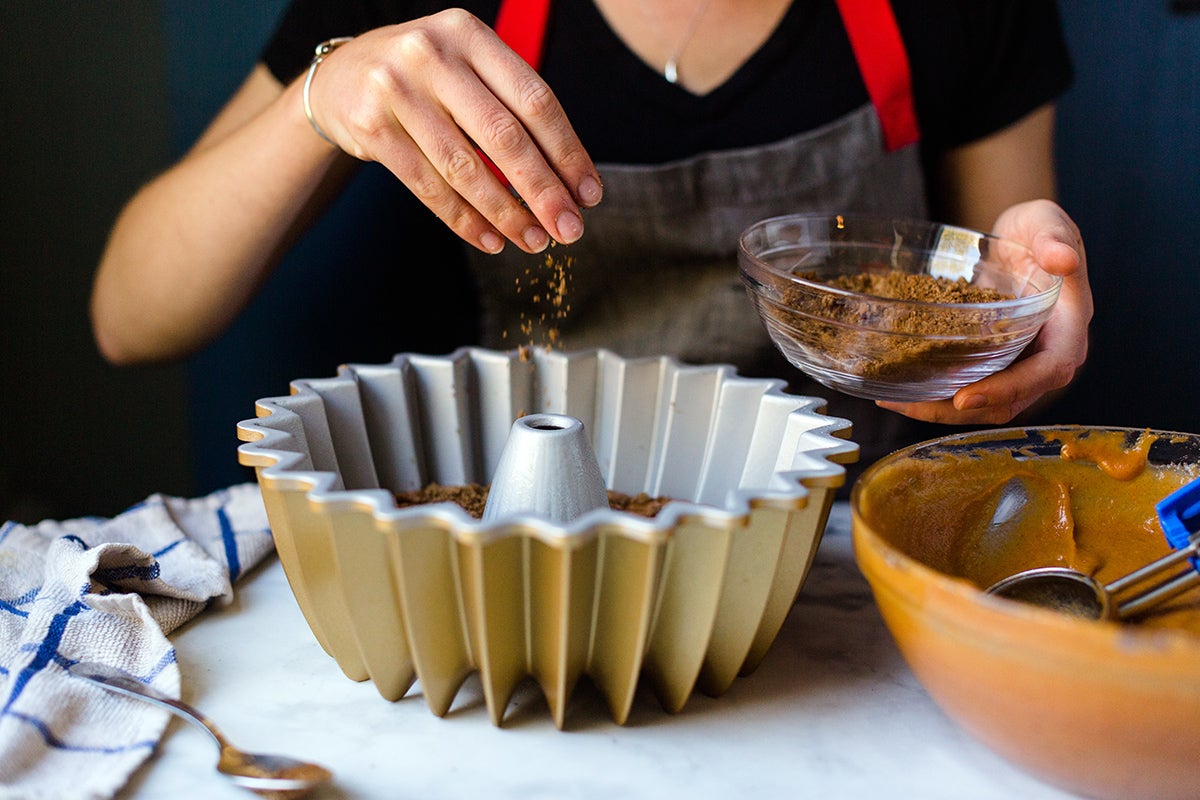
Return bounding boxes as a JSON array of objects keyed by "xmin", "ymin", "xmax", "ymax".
[{"xmin": 581, "ymin": 0, "xmax": 808, "ymax": 103}]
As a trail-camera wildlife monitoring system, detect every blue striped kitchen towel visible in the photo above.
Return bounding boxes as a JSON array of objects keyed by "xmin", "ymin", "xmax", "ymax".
[{"xmin": 0, "ymin": 482, "xmax": 272, "ymax": 800}]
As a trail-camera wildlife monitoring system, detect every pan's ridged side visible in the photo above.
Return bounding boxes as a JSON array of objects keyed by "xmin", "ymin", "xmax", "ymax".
[{"xmin": 235, "ymin": 347, "xmax": 858, "ymax": 727}]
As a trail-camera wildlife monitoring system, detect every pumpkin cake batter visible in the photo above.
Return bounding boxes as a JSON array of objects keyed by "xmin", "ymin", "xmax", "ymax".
[{"xmin": 855, "ymin": 429, "xmax": 1200, "ymax": 633}]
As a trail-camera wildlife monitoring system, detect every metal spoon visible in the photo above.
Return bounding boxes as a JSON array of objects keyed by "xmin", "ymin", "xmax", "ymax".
[
  {"xmin": 986, "ymin": 476, "xmax": 1200, "ymax": 621},
  {"xmin": 68, "ymin": 661, "xmax": 332, "ymax": 799},
  {"xmin": 987, "ymin": 550, "xmax": 1200, "ymax": 621}
]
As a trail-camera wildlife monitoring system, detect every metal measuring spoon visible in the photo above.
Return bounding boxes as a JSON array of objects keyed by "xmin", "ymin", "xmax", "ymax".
[
  {"xmin": 987, "ymin": 553, "xmax": 1200, "ymax": 621},
  {"xmin": 986, "ymin": 476, "xmax": 1200, "ymax": 621},
  {"xmin": 69, "ymin": 661, "xmax": 332, "ymax": 799}
]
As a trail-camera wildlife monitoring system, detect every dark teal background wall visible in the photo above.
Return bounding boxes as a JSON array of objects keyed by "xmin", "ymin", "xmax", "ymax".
[
  {"xmin": 2, "ymin": 2, "xmax": 1197, "ymax": 523},
  {"xmin": 1055, "ymin": 1, "xmax": 1200, "ymax": 433},
  {"xmin": 1, "ymin": 3, "xmax": 186, "ymax": 522},
  {"xmin": 159, "ymin": 2, "xmax": 477, "ymax": 493},
  {"xmin": 162, "ymin": 1, "xmax": 291, "ymax": 155}
]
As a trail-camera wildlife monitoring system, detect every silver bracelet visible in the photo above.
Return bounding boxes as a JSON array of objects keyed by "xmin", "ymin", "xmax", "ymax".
[{"xmin": 302, "ymin": 36, "xmax": 354, "ymax": 147}]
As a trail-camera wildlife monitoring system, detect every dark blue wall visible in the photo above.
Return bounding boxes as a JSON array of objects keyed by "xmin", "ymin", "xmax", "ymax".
[
  {"xmin": 2, "ymin": 3, "xmax": 190, "ymax": 521},
  {"xmin": 1054, "ymin": 1, "xmax": 1200, "ymax": 432}
]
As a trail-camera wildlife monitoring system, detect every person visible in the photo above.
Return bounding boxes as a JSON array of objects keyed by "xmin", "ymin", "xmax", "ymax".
[{"xmin": 91, "ymin": 0, "xmax": 1092, "ymax": 474}]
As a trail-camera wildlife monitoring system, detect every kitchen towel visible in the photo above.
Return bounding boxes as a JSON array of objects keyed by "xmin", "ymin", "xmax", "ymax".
[{"xmin": 0, "ymin": 482, "xmax": 273, "ymax": 800}]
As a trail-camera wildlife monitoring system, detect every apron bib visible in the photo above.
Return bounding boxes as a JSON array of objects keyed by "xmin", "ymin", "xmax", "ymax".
[{"xmin": 475, "ymin": 0, "xmax": 936, "ymax": 469}]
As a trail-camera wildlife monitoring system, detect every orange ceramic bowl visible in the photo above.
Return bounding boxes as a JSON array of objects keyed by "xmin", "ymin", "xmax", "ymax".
[{"xmin": 851, "ymin": 426, "xmax": 1200, "ymax": 800}]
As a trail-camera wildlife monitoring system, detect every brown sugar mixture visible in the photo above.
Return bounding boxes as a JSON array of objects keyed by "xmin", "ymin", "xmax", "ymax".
[
  {"xmin": 776, "ymin": 268, "xmax": 1017, "ymax": 382},
  {"xmin": 395, "ymin": 483, "xmax": 671, "ymax": 518},
  {"xmin": 816, "ymin": 270, "xmax": 1012, "ymax": 304},
  {"xmin": 856, "ymin": 429, "xmax": 1200, "ymax": 633}
]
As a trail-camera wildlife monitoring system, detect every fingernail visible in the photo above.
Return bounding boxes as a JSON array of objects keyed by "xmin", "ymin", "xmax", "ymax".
[
  {"xmin": 959, "ymin": 394, "xmax": 988, "ymax": 410},
  {"xmin": 523, "ymin": 226, "xmax": 550, "ymax": 252},
  {"xmin": 556, "ymin": 210, "xmax": 583, "ymax": 244},
  {"xmin": 479, "ymin": 231, "xmax": 504, "ymax": 253},
  {"xmin": 577, "ymin": 175, "xmax": 603, "ymax": 207}
]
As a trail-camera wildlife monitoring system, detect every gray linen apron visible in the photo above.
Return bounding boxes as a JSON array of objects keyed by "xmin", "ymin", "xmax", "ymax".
[
  {"xmin": 467, "ymin": 106, "xmax": 931, "ymax": 475},
  {"xmin": 472, "ymin": 0, "xmax": 939, "ymax": 477}
]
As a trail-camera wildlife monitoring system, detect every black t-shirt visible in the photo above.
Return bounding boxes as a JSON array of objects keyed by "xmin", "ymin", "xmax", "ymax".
[{"xmin": 262, "ymin": 0, "xmax": 1073, "ymax": 164}]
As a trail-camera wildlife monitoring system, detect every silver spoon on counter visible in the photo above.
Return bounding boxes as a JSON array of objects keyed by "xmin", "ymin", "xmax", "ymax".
[
  {"xmin": 69, "ymin": 661, "xmax": 332, "ymax": 799},
  {"xmin": 985, "ymin": 475, "xmax": 1200, "ymax": 621}
]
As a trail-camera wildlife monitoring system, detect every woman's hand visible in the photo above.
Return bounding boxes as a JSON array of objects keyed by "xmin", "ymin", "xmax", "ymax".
[
  {"xmin": 92, "ymin": 9, "xmax": 602, "ymax": 365},
  {"xmin": 304, "ymin": 9, "xmax": 603, "ymax": 254},
  {"xmin": 878, "ymin": 199, "xmax": 1092, "ymax": 424}
]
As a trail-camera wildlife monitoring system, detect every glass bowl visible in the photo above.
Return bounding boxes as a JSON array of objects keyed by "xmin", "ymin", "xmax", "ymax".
[
  {"xmin": 851, "ymin": 426, "xmax": 1200, "ymax": 800},
  {"xmin": 738, "ymin": 213, "xmax": 1063, "ymax": 402}
]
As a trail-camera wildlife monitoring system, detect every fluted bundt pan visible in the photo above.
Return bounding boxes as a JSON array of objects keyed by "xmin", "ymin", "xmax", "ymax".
[{"xmin": 235, "ymin": 347, "xmax": 857, "ymax": 728}]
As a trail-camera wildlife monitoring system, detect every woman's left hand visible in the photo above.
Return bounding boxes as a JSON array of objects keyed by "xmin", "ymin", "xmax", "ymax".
[{"xmin": 878, "ymin": 199, "xmax": 1092, "ymax": 424}]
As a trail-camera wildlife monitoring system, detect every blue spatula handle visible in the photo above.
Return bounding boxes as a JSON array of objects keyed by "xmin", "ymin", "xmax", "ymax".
[{"xmin": 1156, "ymin": 476, "xmax": 1200, "ymax": 571}]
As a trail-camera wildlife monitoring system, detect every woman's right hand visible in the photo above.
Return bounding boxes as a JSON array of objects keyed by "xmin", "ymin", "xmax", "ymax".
[
  {"xmin": 303, "ymin": 9, "xmax": 604, "ymax": 254},
  {"xmin": 92, "ymin": 9, "xmax": 604, "ymax": 366}
]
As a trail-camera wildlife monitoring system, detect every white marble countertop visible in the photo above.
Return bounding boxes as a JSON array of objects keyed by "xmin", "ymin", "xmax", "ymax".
[{"xmin": 117, "ymin": 502, "xmax": 1081, "ymax": 799}]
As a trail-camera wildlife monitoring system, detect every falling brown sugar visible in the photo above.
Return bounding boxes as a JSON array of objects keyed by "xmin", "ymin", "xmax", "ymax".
[{"xmin": 504, "ymin": 245, "xmax": 574, "ymax": 357}]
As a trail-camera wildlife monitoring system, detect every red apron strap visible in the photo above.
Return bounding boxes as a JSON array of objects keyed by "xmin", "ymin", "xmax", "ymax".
[
  {"xmin": 494, "ymin": 0, "xmax": 552, "ymax": 70},
  {"xmin": 834, "ymin": 0, "xmax": 921, "ymax": 151},
  {"xmin": 485, "ymin": 0, "xmax": 553, "ymax": 185}
]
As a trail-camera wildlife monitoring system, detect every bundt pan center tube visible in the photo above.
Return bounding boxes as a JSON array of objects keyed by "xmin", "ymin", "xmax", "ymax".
[{"xmin": 481, "ymin": 413, "xmax": 610, "ymax": 524}]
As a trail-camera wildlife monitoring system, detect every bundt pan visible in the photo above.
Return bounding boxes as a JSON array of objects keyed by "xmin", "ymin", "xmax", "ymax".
[{"xmin": 235, "ymin": 347, "xmax": 858, "ymax": 728}]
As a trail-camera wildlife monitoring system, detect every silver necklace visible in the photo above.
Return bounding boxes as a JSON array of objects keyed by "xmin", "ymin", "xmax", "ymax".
[{"xmin": 663, "ymin": 0, "xmax": 713, "ymax": 84}]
